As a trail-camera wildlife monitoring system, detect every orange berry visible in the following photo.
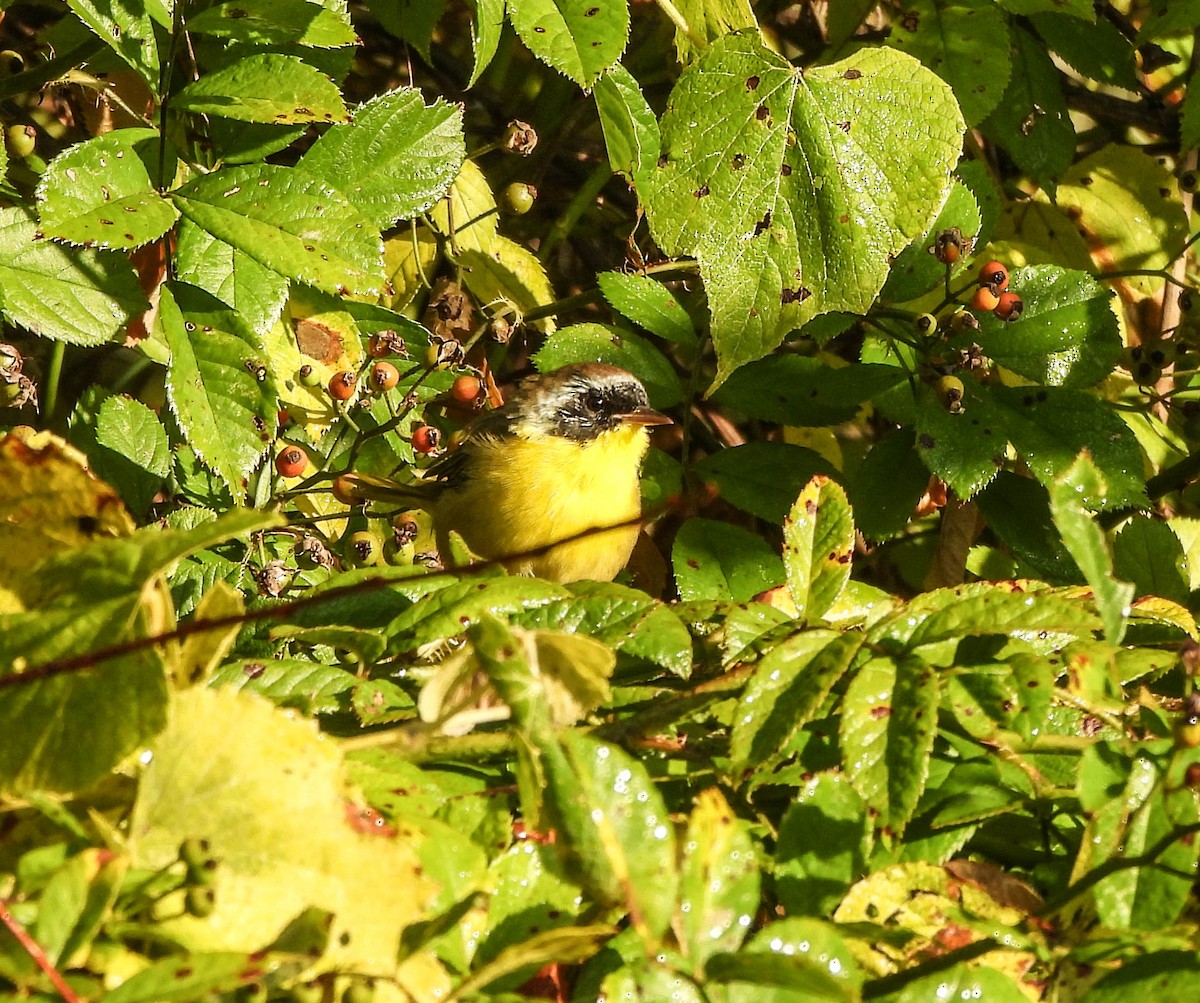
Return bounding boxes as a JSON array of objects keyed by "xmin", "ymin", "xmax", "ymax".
[
  {"xmin": 328, "ymin": 370, "xmax": 356, "ymax": 401},
  {"xmin": 369, "ymin": 360, "xmax": 400, "ymax": 392},
  {"xmin": 970, "ymin": 285, "xmax": 1001, "ymax": 312},
  {"xmin": 275, "ymin": 445, "xmax": 309, "ymax": 478},
  {"xmin": 931, "ymin": 228, "xmax": 965, "ymax": 265},
  {"xmin": 450, "ymin": 374, "xmax": 483, "ymax": 405},
  {"xmin": 994, "ymin": 291, "xmax": 1023, "ymax": 321},
  {"xmin": 412, "ymin": 425, "xmax": 442, "ymax": 454},
  {"xmin": 978, "ymin": 260, "xmax": 1009, "ymax": 292}
]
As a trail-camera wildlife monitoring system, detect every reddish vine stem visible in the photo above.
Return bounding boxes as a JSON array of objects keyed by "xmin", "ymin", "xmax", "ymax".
[
  {"xmin": 0, "ymin": 509, "xmax": 668, "ymax": 692},
  {"xmin": 0, "ymin": 899, "xmax": 81, "ymax": 1003}
]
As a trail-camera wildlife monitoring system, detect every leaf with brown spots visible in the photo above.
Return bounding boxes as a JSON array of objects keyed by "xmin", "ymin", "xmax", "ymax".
[
  {"xmin": 839, "ymin": 653, "xmax": 940, "ymax": 836},
  {"xmin": 784, "ymin": 475, "xmax": 856, "ymax": 625}
]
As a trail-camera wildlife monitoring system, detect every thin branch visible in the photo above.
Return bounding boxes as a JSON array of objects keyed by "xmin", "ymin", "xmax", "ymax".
[
  {"xmin": 0, "ymin": 509, "xmax": 670, "ymax": 692},
  {"xmin": 0, "ymin": 899, "xmax": 82, "ymax": 1003}
]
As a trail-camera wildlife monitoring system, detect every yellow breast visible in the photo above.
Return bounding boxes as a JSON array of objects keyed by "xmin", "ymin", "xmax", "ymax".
[{"xmin": 432, "ymin": 424, "xmax": 651, "ymax": 582}]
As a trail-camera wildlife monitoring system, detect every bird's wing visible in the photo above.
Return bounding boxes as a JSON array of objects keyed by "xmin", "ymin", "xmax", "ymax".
[{"xmin": 425, "ymin": 406, "xmax": 518, "ymax": 489}]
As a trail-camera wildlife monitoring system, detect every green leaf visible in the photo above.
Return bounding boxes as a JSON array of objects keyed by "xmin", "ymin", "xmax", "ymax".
[
  {"xmin": 672, "ymin": 518, "xmax": 785, "ymax": 602},
  {"xmin": 729, "ymin": 631, "xmax": 862, "ymax": 778},
  {"xmin": 160, "ymin": 283, "xmax": 279, "ymax": 495},
  {"xmin": 1055, "ymin": 146, "xmax": 1190, "ymax": 295},
  {"xmin": 668, "ymin": 0, "xmax": 758, "ymax": 64},
  {"xmin": 593, "ymin": 63, "xmax": 661, "ymax": 182},
  {"xmin": 711, "ymin": 918, "xmax": 861, "ymax": 1002},
  {"xmin": 90, "ymin": 394, "xmax": 172, "ymax": 515},
  {"xmin": 1030, "ymin": 12, "xmax": 1139, "ymax": 91},
  {"xmin": 644, "ymin": 36, "xmax": 964, "ymax": 384},
  {"xmin": 981, "ymin": 24, "xmax": 1074, "ymax": 192},
  {"xmin": 1092, "ymin": 784, "xmax": 1199, "ymax": 930},
  {"xmin": 543, "ymin": 731, "xmax": 677, "ymax": 942},
  {"xmin": 598, "ymin": 270, "xmax": 696, "ymax": 346},
  {"xmin": 1088, "ymin": 952, "xmax": 1200, "ymax": 1001},
  {"xmin": 173, "ymin": 164, "xmax": 384, "ymax": 296},
  {"xmin": 467, "ymin": 0, "xmax": 505, "ymax": 86},
  {"xmin": 174, "ymin": 53, "xmax": 348, "ymax": 125},
  {"xmin": 386, "ymin": 577, "xmax": 569, "ymax": 652},
  {"xmin": 975, "ymin": 472, "xmax": 1079, "ymax": 583},
  {"xmin": 917, "ymin": 383, "xmax": 1145, "ymax": 508},
  {"xmin": 886, "ymin": 0, "xmax": 1011, "ymax": 125},
  {"xmin": 869, "ymin": 582, "xmax": 1095, "ymax": 655},
  {"xmin": 366, "ymin": 0, "xmax": 447, "ymax": 57},
  {"xmin": 511, "ymin": 580, "xmax": 693, "ymax": 678},
  {"xmin": 694, "ymin": 443, "xmax": 836, "ymax": 524},
  {"xmin": 0, "ymin": 599, "xmax": 168, "ymax": 794},
  {"xmin": 783, "ymin": 475, "xmax": 855, "ymax": 624},
  {"xmin": 299, "ymin": 88, "xmax": 466, "ymax": 229},
  {"xmin": 943, "ymin": 654, "xmax": 1053, "ymax": 742},
  {"xmin": 950, "ymin": 265, "xmax": 1121, "ymax": 388},
  {"xmin": 675, "ymin": 788, "xmax": 759, "ymax": 968},
  {"xmin": 37, "ymin": 129, "xmax": 178, "ymax": 250},
  {"xmin": 0, "ymin": 206, "xmax": 147, "ymax": 345},
  {"xmin": 877, "ymin": 963, "xmax": 1028, "ymax": 1003},
  {"xmin": 478, "ymin": 841, "xmax": 583, "ymax": 966},
  {"xmin": 713, "ymin": 356, "xmax": 906, "ymax": 427},
  {"xmin": 997, "ymin": 0, "xmax": 1093, "ymax": 14},
  {"xmin": 913, "ymin": 381, "xmax": 1003, "ymax": 499},
  {"xmin": 102, "ymin": 950, "xmax": 305, "ymax": 1003},
  {"xmin": 174, "ymin": 219, "xmax": 289, "ymax": 334},
  {"xmin": 1136, "ymin": 1, "xmax": 1200, "ymax": 42},
  {"xmin": 185, "ymin": 0, "xmax": 358, "ymax": 48},
  {"xmin": 776, "ymin": 773, "xmax": 868, "ymax": 917},
  {"xmin": 1049, "ymin": 454, "xmax": 1135, "ymax": 642},
  {"xmin": 1114, "ymin": 518, "xmax": 1189, "ymax": 605},
  {"xmin": 65, "ymin": 0, "xmax": 159, "ymax": 91},
  {"xmin": 839, "ymin": 654, "xmax": 940, "ymax": 836},
  {"xmin": 956, "ymin": 160, "xmax": 1002, "ymax": 248},
  {"xmin": 849, "ymin": 429, "xmax": 930, "ymax": 541},
  {"xmin": 532, "ymin": 323, "xmax": 685, "ymax": 407},
  {"xmin": 507, "ymin": 0, "xmax": 630, "ymax": 88},
  {"xmin": 881, "ymin": 179, "xmax": 981, "ymax": 302}
]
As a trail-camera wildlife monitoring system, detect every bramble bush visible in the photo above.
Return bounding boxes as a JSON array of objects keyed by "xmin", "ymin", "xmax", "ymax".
[{"xmin": 3, "ymin": 0, "xmax": 1200, "ymax": 1000}]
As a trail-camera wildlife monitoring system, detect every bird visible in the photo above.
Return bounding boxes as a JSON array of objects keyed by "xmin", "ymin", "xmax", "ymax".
[{"xmin": 339, "ymin": 362, "xmax": 672, "ymax": 583}]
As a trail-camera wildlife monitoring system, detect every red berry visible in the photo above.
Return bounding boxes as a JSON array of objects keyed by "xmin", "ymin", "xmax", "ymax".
[
  {"xmin": 971, "ymin": 285, "xmax": 1001, "ymax": 312},
  {"xmin": 328, "ymin": 370, "xmax": 356, "ymax": 401},
  {"xmin": 412, "ymin": 425, "xmax": 442, "ymax": 454},
  {"xmin": 994, "ymin": 291, "xmax": 1024, "ymax": 321},
  {"xmin": 275, "ymin": 446, "xmax": 309, "ymax": 478},
  {"xmin": 978, "ymin": 261, "xmax": 1009, "ymax": 292},
  {"xmin": 450, "ymin": 374, "xmax": 483, "ymax": 405},
  {"xmin": 369, "ymin": 361, "xmax": 400, "ymax": 392}
]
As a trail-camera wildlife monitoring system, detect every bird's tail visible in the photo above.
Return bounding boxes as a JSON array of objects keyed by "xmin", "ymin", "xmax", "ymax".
[{"xmin": 334, "ymin": 471, "xmax": 435, "ymax": 508}]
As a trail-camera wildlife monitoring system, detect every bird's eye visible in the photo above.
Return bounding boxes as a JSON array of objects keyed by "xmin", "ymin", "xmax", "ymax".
[{"xmin": 584, "ymin": 388, "xmax": 606, "ymax": 412}]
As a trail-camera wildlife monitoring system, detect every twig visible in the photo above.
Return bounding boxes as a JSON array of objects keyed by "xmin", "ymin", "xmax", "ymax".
[
  {"xmin": 0, "ymin": 508, "xmax": 671, "ymax": 692},
  {"xmin": 0, "ymin": 899, "xmax": 81, "ymax": 1003}
]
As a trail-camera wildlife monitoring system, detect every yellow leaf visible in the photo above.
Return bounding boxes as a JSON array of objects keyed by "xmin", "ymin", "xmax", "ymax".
[
  {"xmin": 129, "ymin": 687, "xmax": 436, "ymax": 981},
  {"xmin": 458, "ymin": 235, "xmax": 557, "ymax": 334}
]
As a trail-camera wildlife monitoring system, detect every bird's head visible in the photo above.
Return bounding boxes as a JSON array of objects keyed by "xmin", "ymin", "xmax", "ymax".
[{"xmin": 509, "ymin": 363, "xmax": 672, "ymax": 442}]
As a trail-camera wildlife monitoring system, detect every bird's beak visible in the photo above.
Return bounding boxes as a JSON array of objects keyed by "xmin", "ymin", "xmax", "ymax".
[{"xmin": 620, "ymin": 406, "xmax": 673, "ymax": 427}]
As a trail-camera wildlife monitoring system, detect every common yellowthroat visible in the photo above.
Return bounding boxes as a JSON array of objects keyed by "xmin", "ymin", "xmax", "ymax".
[{"xmin": 342, "ymin": 363, "xmax": 671, "ymax": 582}]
